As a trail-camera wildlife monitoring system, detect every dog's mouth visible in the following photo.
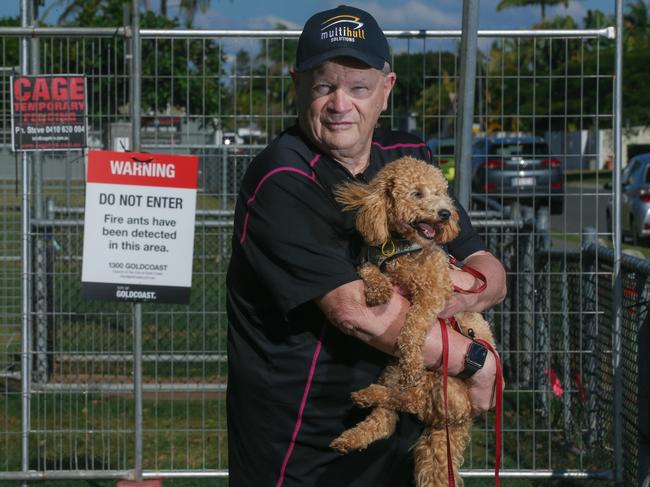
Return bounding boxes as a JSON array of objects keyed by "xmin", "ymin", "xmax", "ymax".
[{"xmin": 410, "ymin": 220, "xmax": 437, "ymax": 240}]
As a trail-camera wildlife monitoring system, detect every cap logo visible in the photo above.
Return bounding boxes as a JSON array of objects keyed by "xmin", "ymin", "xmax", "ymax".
[{"xmin": 320, "ymin": 14, "xmax": 366, "ymax": 42}]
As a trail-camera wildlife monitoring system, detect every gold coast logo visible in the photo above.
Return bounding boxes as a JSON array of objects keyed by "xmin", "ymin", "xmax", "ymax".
[{"xmin": 320, "ymin": 14, "xmax": 366, "ymax": 42}]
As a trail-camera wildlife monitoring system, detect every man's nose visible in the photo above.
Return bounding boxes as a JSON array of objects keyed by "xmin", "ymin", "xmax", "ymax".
[{"xmin": 328, "ymin": 88, "xmax": 352, "ymax": 112}]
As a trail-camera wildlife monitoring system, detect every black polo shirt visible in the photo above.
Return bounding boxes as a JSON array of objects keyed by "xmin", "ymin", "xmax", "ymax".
[{"xmin": 226, "ymin": 125, "xmax": 485, "ymax": 487}]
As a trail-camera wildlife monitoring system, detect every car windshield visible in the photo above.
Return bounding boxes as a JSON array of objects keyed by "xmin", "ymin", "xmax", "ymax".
[{"xmin": 489, "ymin": 142, "xmax": 549, "ymax": 157}]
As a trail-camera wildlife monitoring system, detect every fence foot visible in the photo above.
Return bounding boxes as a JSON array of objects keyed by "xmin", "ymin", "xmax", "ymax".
[{"xmin": 117, "ymin": 481, "xmax": 162, "ymax": 487}]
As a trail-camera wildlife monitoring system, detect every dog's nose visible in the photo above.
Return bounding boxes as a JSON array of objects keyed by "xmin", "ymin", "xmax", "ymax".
[{"xmin": 438, "ymin": 209, "xmax": 451, "ymax": 221}]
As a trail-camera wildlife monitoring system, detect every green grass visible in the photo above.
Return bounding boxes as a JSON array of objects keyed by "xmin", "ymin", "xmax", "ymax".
[
  {"xmin": 0, "ymin": 387, "xmax": 614, "ymax": 486},
  {"xmin": 0, "ymin": 393, "xmax": 228, "ymax": 473}
]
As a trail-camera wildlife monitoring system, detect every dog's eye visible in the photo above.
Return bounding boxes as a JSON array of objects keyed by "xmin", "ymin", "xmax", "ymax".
[{"xmin": 410, "ymin": 191, "xmax": 423, "ymax": 199}]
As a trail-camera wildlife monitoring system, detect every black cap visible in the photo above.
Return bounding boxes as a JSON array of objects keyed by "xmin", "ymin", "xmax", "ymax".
[{"xmin": 295, "ymin": 5, "xmax": 391, "ymax": 72}]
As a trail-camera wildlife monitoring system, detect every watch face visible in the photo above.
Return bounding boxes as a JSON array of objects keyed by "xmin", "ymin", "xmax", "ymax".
[{"xmin": 467, "ymin": 342, "xmax": 488, "ymax": 367}]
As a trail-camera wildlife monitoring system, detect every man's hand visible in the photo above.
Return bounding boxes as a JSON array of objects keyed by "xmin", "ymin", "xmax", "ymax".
[
  {"xmin": 438, "ymin": 267, "xmax": 480, "ymax": 318},
  {"xmin": 438, "ymin": 251, "xmax": 507, "ymax": 318}
]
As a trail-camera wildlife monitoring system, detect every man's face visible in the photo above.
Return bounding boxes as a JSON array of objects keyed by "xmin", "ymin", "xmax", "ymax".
[{"xmin": 293, "ymin": 58, "xmax": 396, "ymax": 162}]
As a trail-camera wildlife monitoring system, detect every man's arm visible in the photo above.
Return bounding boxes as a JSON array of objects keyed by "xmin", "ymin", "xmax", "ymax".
[{"xmin": 315, "ymin": 278, "xmax": 499, "ymax": 413}]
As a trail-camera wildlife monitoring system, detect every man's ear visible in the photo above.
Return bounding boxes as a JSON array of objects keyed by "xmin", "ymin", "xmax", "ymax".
[
  {"xmin": 382, "ymin": 72, "xmax": 396, "ymax": 111},
  {"xmin": 290, "ymin": 68, "xmax": 298, "ymax": 86}
]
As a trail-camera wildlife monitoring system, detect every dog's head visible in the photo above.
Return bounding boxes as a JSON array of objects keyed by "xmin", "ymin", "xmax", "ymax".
[{"xmin": 335, "ymin": 156, "xmax": 460, "ymax": 246}]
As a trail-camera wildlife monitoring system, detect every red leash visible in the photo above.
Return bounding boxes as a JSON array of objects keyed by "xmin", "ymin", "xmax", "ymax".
[
  {"xmin": 476, "ymin": 338, "xmax": 503, "ymax": 487},
  {"xmin": 435, "ymin": 256, "xmax": 501, "ymax": 486},
  {"xmin": 438, "ymin": 318, "xmax": 503, "ymax": 487},
  {"xmin": 449, "ymin": 255, "xmax": 487, "ymax": 294},
  {"xmin": 438, "ymin": 318, "xmax": 456, "ymax": 487}
]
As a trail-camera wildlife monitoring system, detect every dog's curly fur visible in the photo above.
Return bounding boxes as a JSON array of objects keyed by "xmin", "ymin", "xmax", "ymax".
[{"xmin": 330, "ymin": 157, "xmax": 496, "ymax": 487}]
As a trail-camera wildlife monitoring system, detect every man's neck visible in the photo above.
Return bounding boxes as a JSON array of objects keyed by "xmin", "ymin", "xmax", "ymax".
[
  {"xmin": 295, "ymin": 122, "xmax": 372, "ymax": 176},
  {"xmin": 328, "ymin": 148, "xmax": 371, "ymax": 176}
]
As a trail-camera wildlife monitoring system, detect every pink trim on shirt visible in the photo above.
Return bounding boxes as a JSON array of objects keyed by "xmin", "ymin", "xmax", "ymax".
[
  {"xmin": 275, "ymin": 333, "xmax": 324, "ymax": 487},
  {"xmin": 372, "ymin": 141, "xmax": 427, "ymax": 151},
  {"xmin": 239, "ymin": 154, "xmax": 321, "ymax": 245}
]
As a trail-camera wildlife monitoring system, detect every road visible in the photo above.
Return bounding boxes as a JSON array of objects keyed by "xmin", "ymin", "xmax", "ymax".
[{"xmin": 550, "ymin": 184, "xmax": 610, "ymax": 236}]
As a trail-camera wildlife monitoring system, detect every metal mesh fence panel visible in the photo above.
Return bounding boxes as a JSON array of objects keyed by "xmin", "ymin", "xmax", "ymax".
[
  {"xmin": 0, "ymin": 32, "xmax": 26, "ymax": 474},
  {"xmin": 0, "ymin": 26, "xmax": 630, "ymax": 482}
]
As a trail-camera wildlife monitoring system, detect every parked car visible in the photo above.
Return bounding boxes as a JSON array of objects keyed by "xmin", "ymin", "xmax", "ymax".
[
  {"xmin": 471, "ymin": 135, "xmax": 564, "ymax": 214},
  {"xmin": 222, "ymin": 131, "xmax": 244, "ymax": 146},
  {"xmin": 426, "ymin": 137, "xmax": 455, "ymax": 182},
  {"xmin": 605, "ymin": 152, "xmax": 650, "ymax": 246}
]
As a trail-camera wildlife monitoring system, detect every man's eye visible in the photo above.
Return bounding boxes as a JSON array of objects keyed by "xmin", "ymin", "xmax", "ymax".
[
  {"xmin": 351, "ymin": 86, "xmax": 370, "ymax": 96},
  {"xmin": 313, "ymin": 84, "xmax": 332, "ymax": 95}
]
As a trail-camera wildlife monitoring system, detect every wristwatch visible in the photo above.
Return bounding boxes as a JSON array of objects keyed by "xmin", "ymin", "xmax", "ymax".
[{"xmin": 457, "ymin": 341, "xmax": 488, "ymax": 380}]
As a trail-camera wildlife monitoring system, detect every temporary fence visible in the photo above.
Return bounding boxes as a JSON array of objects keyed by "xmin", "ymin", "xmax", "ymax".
[{"xmin": 0, "ymin": 14, "xmax": 641, "ymax": 486}]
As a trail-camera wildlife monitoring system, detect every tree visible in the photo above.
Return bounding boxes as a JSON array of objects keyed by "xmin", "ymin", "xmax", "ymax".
[
  {"xmin": 35, "ymin": 0, "xmax": 228, "ymax": 131},
  {"xmin": 42, "ymin": 0, "xmax": 212, "ymax": 27},
  {"xmin": 496, "ymin": 0, "xmax": 570, "ymax": 21},
  {"xmin": 251, "ymin": 23, "xmax": 298, "ymax": 138},
  {"xmin": 391, "ymin": 50, "xmax": 458, "ymax": 137}
]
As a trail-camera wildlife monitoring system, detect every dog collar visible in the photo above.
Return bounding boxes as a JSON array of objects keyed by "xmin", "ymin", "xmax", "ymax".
[{"xmin": 362, "ymin": 235, "xmax": 422, "ymax": 271}]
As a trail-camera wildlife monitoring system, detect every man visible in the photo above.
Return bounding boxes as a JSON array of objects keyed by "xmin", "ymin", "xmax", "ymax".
[{"xmin": 226, "ymin": 5, "xmax": 507, "ymax": 487}]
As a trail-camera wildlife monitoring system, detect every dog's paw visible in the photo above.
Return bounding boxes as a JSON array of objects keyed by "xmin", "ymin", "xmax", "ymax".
[
  {"xmin": 351, "ymin": 384, "xmax": 391, "ymax": 407},
  {"xmin": 358, "ymin": 264, "xmax": 393, "ymax": 306},
  {"xmin": 364, "ymin": 286, "xmax": 392, "ymax": 306},
  {"xmin": 330, "ymin": 433, "xmax": 363, "ymax": 454}
]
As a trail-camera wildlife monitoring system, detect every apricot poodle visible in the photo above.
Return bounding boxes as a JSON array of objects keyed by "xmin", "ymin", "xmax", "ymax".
[{"xmin": 331, "ymin": 156, "xmax": 496, "ymax": 487}]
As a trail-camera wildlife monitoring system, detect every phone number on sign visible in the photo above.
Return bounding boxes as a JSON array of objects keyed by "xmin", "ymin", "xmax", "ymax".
[{"xmin": 109, "ymin": 262, "xmax": 168, "ymax": 271}]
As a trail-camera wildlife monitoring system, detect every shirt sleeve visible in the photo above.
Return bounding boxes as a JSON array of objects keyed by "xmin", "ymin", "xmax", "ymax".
[
  {"xmin": 237, "ymin": 170, "xmax": 359, "ymax": 317},
  {"xmin": 417, "ymin": 144, "xmax": 487, "ymax": 260}
]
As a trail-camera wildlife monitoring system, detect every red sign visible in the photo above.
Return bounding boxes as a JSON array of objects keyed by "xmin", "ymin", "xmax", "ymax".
[
  {"xmin": 11, "ymin": 75, "xmax": 87, "ymax": 151},
  {"xmin": 86, "ymin": 150, "xmax": 198, "ymax": 189}
]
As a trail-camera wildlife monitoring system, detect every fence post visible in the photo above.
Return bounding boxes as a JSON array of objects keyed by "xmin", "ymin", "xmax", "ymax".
[
  {"xmin": 30, "ymin": 0, "xmax": 48, "ymax": 387},
  {"xmin": 519, "ymin": 205, "xmax": 535, "ymax": 387},
  {"xmin": 453, "ymin": 0, "xmax": 479, "ymax": 209},
  {"xmin": 19, "ymin": 0, "xmax": 34, "ymax": 482},
  {"xmin": 581, "ymin": 226, "xmax": 600, "ymax": 446},
  {"xmin": 613, "ymin": 0, "xmax": 624, "ymax": 484},
  {"xmin": 534, "ymin": 206, "xmax": 550, "ymax": 416},
  {"xmin": 221, "ymin": 146, "xmax": 228, "ymax": 210},
  {"xmin": 130, "ymin": 0, "xmax": 144, "ymax": 482},
  {"xmin": 497, "ymin": 205, "xmax": 514, "ymax": 377}
]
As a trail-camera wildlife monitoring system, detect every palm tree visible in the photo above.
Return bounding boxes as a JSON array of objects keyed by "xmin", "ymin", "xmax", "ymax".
[{"xmin": 496, "ymin": 0, "xmax": 570, "ymax": 21}]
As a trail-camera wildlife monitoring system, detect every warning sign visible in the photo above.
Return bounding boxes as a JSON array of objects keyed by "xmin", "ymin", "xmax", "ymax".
[
  {"xmin": 81, "ymin": 150, "xmax": 198, "ymax": 304},
  {"xmin": 11, "ymin": 75, "xmax": 87, "ymax": 151}
]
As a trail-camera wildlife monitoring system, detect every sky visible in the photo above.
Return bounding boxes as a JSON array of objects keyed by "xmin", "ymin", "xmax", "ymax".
[{"xmin": 0, "ymin": 0, "xmax": 621, "ymax": 30}]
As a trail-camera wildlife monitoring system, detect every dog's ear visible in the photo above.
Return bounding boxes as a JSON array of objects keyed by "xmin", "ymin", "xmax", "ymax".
[
  {"xmin": 334, "ymin": 181, "xmax": 371, "ymax": 210},
  {"xmin": 334, "ymin": 181, "xmax": 390, "ymax": 245}
]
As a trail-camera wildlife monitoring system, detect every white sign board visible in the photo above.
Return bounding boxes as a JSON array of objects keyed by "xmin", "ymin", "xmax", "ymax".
[{"xmin": 81, "ymin": 150, "xmax": 198, "ymax": 304}]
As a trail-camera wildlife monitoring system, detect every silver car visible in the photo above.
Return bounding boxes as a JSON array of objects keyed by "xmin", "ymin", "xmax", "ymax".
[
  {"xmin": 471, "ymin": 136, "xmax": 564, "ymax": 214},
  {"xmin": 606, "ymin": 152, "xmax": 650, "ymax": 245}
]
